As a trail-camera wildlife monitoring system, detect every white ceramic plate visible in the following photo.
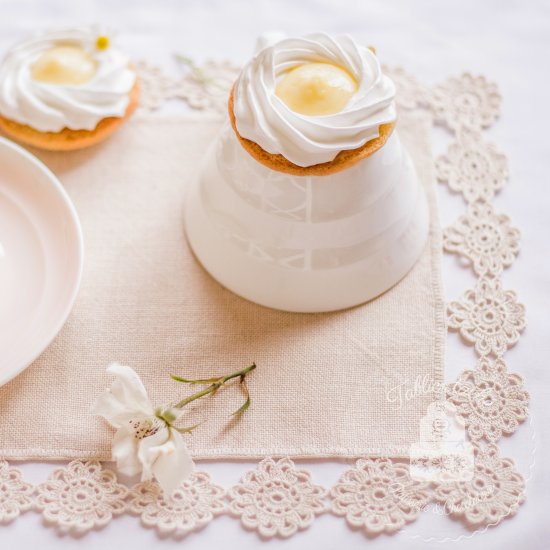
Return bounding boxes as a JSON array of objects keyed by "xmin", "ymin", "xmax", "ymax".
[{"xmin": 0, "ymin": 137, "xmax": 83, "ymax": 386}]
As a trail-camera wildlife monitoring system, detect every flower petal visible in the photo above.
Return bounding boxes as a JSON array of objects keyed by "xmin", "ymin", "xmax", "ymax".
[
  {"xmin": 93, "ymin": 364, "xmax": 154, "ymax": 426},
  {"xmin": 137, "ymin": 427, "xmax": 194, "ymax": 495},
  {"xmin": 152, "ymin": 430, "xmax": 194, "ymax": 496},
  {"xmin": 112, "ymin": 425, "xmax": 142, "ymax": 476},
  {"xmin": 137, "ymin": 426, "xmax": 172, "ymax": 482}
]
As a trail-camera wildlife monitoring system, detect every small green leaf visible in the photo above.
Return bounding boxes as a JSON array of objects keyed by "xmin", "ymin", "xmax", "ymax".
[
  {"xmin": 173, "ymin": 54, "xmax": 207, "ymax": 83},
  {"xmin": 231, "ymin": 377, "xmax": 251, "ymax": 416},
  {"xmin": 231, "ymin": 395, "xmax": 250, "ymax": 417},
  {"xmin": 174, "ymin": 54, "xmax": 195, "ymax": 67},
  {"xmin": 174, "ymin": 422, "xmax": 202, "ymax": 434},
  {"xmin": 171, "ymin": 374, "xmax": 222, "ymax": 385}
]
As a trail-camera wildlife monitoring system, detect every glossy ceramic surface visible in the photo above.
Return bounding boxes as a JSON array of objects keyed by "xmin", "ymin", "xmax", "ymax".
[
  {"xmin": 185, "ymin": 123, "xmax": 429, "ymax": 312},
  {"xmin": 0, "ymin": 137, "xmax": 83, "ymax": 385}
]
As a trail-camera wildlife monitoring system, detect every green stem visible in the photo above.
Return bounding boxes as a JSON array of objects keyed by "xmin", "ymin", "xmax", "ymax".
[{"xmin": 173, "ymin": 363, "xmax": 256, "ymax": 410}]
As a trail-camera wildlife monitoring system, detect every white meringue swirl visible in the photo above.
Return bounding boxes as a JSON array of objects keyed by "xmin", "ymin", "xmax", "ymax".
[
  {"xmin": 233, "ymin": 32, "xmax": 397, "ymax": 167},
  {"xmin": 0, "ymin": 28, "xmax": 136, "ymax": 133}
]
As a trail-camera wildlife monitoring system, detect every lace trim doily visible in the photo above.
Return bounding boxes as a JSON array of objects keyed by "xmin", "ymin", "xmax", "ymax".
[{"xmin": 0, "ymin": 61, "xmax": 529, "ymax": 539}]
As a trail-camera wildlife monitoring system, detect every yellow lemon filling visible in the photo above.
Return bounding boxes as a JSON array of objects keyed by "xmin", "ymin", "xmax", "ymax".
[
  {"xmin": 31, "ymin": 46, "xmax": 96, "ymax": 85},
  {"xmin": 275, "ymin": 62, "xmax": 358, "ymax": 116}
]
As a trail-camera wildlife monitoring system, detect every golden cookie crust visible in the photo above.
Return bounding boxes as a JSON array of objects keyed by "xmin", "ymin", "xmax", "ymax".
[
  {"xmin": 228, "ymin": 84, "xmax": 396, "ymax": 176},
  {"xmin": 0, "ymin": 78, "xmax": 140, "ymax": 151}
]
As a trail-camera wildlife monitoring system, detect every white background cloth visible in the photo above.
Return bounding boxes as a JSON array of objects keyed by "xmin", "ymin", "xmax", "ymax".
[{"xmin": 0, "ymin": 0, "xmax": 548, "ymax": 548}]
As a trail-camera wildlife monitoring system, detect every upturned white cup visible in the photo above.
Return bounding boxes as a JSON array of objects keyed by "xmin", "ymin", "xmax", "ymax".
[{"xmin": 185, "ymin": 121, "xmax": 429, "ymax": 312}]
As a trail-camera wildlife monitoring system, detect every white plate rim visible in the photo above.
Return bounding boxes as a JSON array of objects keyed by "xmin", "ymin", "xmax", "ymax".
[{"xmin": 0, "ymin": 136, "xmax": 84, "ymax": 386}]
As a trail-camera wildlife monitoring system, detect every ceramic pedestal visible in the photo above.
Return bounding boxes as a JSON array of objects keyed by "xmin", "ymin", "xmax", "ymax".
[{"xmin": 184, "ymin": 122, "xmax": 429, "ymax": 312}]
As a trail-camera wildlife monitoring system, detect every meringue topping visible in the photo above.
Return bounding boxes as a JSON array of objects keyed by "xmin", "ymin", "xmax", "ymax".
[
  {"xmin": 233, "ymin": 32, "xmax": 396, "ymax": 167},
  {"xmin": 0, "ymin": 28, "xmax": 136, "ymax": 133}
]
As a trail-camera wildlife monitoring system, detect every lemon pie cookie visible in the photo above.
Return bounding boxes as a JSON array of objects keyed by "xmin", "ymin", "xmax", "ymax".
[
  {"xmin": 229, "ymin": 33, "xmax": 396, "ymax": 176},
  {"xmin": 0, "ymin": 28, "xmax": 139, "ymax": 151}
]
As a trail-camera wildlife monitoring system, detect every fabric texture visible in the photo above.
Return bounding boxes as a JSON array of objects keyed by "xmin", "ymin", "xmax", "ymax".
[{"xmin": 0, "ymin": 111, "xmax": 444, "ymax": 460}]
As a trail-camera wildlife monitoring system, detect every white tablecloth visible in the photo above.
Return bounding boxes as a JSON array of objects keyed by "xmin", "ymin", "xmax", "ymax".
[{"xmin": 1, "ymin": 0, "xmax": 548, "ymax": 548}]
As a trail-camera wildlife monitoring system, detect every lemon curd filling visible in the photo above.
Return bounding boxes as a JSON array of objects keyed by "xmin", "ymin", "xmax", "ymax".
[
  {"xmin": 31, "ymin": 46, "xmax": 96, "ymax": 85},
  {"xmin": 275, "ymin": 62, "xmax": 358, "ymax": 116}
]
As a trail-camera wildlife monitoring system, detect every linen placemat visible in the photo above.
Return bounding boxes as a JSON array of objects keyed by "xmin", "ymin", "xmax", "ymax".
[{"xmin": 0, "ymin": 111, "xmax": 444, "ymax": 460}]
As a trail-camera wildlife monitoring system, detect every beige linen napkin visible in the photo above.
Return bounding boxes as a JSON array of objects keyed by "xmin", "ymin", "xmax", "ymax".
[{"xmin": 0, "ymin": 111, "xmax": 444, "ymax": 460}]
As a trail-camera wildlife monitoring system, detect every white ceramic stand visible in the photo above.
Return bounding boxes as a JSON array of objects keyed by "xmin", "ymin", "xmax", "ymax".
[{"xmin": 185, "ymin": 121, "xmax": 429, "ymax": 312}]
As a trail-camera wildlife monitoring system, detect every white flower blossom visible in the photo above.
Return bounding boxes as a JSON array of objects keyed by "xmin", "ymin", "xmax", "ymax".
[{"xmin": 94, "ymin": 363, "xmax": 194, "ymax": 495}]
